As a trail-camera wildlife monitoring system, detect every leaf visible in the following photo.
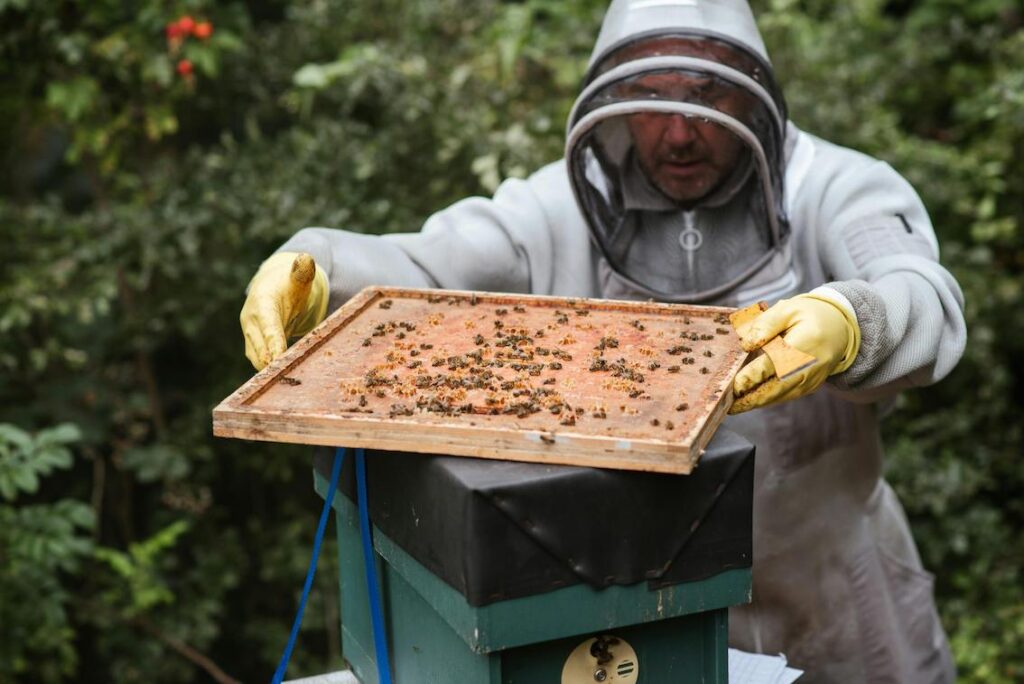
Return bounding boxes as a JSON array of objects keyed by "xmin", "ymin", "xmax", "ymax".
[
  {"xmin": 38, "ymin": 423, "xmax": 82, "ymax": 446},
  {"xmin": 0, "ymin": 424, "xmax": 32, "ymax": 454},
  {"xmin": 45, "ymin": 76, "xmax": 100, "ymax": 122},
  {"xmin": 0, "ymin": 423, "xmax": 80, "ymax": 500},
  {"xmin": 292, "ymin": 63, "xmax": 331, "ymax": 89}
]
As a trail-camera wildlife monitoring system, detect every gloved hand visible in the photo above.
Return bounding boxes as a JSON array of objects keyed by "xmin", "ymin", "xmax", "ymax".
[
  {"xmin": 729, "ymin": 292, "xmax": 861, "ymax": 414},
  {"xmin": 240, "ymin": 252, "xmax": 329, "ymax": 370}
]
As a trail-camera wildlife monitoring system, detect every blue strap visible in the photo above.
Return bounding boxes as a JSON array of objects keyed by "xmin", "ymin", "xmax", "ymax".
[
  {"xmin": 356, "ymin": 447, "xmax": 394, "ymax": 684},
  {"xmin": 271, "ymin": 447, "xmax": 346, "ymax": 684}
]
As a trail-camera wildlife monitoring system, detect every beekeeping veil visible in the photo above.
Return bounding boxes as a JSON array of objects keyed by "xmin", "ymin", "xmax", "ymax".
[{"xmin": 566, "ymin": 0, "xmax": 788, "ymax": 302}]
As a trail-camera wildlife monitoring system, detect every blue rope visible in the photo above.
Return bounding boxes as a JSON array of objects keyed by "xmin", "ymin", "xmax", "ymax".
[
  {"xmin": 356, "ymin": 447, "xmax": 394, "ymax": 684},
  {"xmin": 271, "ymin": 447, "xmax": 345, "ymax": 684}
]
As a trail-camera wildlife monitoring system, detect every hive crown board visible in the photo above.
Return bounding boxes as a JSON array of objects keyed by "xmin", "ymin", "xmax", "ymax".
[{"xmin": 213, "ymin": 287, "xmax": 749, "ymax": 474}]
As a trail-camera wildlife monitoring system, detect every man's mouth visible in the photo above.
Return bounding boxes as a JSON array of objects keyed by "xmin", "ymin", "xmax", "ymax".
[{"xmin": 661, "ymin": 158, "xmax": 707, "ymax": 174}]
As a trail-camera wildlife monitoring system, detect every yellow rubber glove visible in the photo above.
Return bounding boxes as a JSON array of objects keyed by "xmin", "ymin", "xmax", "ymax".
[
  {"xmin": 240, "ymin": 252, "xmax": 330, "ymax": 371},
  {"xmin": 729, "ymin": 293, "xmax": 861, "ymax": 414}
]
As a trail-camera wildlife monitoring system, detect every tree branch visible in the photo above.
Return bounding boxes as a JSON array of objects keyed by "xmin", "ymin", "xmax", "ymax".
[{"xmin": 133, "ymin": 616, "xmax": 241, "ymax": 684}]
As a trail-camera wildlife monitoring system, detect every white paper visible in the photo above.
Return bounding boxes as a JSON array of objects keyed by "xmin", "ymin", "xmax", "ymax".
[{"xmin": 728, "ymin": 648, "xmax": 803, "ymax": 683}]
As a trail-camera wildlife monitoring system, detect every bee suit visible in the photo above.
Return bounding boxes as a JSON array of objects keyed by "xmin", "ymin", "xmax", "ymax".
[{"xmin": 274, "ymin": 1, "xmax": 966, "ymax": 680}]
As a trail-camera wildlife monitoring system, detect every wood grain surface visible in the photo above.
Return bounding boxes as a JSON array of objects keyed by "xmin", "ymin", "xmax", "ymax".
[{"xmin": 213, "ymin": 287, "xmax": 749, "ymax": 474}]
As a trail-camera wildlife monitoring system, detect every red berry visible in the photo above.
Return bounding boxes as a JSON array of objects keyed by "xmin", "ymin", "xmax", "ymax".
[
  {"xmin": 193, "ymin": 21, "xmax": 213, "ymax": 39},
  {"xmin": 166, "ymin": 23, "xmax": 184, "ymax": 39},
  {"xmin": 176, "ymin": 59, "xmax": 194, "ymax": 76},
  {"xmin": 177, "ymin": 16, "xmax": 196, "ymax": 34}
]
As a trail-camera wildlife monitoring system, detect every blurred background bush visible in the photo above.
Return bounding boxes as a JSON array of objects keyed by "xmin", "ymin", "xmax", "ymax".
[{"xmin": 0, "ymin": 0, "xmax": 1020, "ymax": 681}]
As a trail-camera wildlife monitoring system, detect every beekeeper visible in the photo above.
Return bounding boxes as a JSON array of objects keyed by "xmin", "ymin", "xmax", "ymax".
[{"xmin": 240, "ymin": 1, "xmax": 965, "ymax": 681}]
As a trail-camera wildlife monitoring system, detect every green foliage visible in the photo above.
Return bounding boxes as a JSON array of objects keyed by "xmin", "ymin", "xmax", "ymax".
[
  {"xmin": 0, "ymin": 0, "xmax": 1020, "ymax": 682},
  {"xmin": 0, "ymin": 0, "xmax": 244, "ymax": 181},
  {"xmin": 94, "ymin": 521, "xmax": 191, "ymax": 617},
  {"xmin": 0, "ymin": 423, "xmax": 80, "ymax": 499},
  {"xmin": 0, "ymin": 425, "xmax": 94, "ymax": 681}
]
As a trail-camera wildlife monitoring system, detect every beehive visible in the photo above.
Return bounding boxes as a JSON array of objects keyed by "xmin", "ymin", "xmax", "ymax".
[{"xmin": 213, "ymin": 287, "xmax": 749, "ymax": 473}]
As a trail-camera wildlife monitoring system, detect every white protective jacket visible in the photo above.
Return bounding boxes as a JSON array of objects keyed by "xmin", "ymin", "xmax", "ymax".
[{"xmin": 279, "ymin": 2, "xmax": 966, "ymax": 681}]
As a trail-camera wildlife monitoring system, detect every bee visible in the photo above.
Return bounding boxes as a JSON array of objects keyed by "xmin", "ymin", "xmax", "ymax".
[
  {"xmin": 389, "ymin": 403, "xmax": 414, "ymax": 418},
  {"xmin": 379, "ymin": 300, "xmax": 393, "ymax": 309}
]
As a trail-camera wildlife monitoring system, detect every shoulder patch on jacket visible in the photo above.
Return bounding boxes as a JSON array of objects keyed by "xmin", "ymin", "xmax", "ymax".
[{"xmin": 842, "ymin": 214, "xmax": 937, "ymax": 270}]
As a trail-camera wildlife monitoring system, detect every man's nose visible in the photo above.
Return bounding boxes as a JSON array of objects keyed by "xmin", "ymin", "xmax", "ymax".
[{"xmin": 662, "ymin": 114, "xmax": 699, "ymax": 146}]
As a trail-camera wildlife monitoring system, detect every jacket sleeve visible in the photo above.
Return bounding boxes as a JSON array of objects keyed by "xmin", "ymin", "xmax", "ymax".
[
  {"xmin": 276, "ymin": 166, "xmax": 563, "ymax": 312},
  {"xmin": 811, "ymin": 154, "xmax": 967, "ymax": 402}
]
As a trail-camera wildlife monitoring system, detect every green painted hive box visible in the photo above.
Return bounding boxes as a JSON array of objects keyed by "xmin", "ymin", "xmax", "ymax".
[{"xmin": 312, "ymin": 429, "xmax": 754, "ymax": 683}]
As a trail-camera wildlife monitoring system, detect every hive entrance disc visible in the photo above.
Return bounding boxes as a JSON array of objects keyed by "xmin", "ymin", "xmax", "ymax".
[{"xmin": 561, "ymin": 635, "xmax": 639, "ymax": 684}]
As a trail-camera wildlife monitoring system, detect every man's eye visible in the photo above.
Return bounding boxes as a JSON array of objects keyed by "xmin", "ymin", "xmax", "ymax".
[
  {"xmin": 621, "ymin": 85, "xmax": 660, "ymax": 98},
  {"xmin": 692, "ymin": 83, "xmax": 713, "ymax": 98},
  {"xmin": 694, "ymin": 83, "xmax": 728, "ymax": 102}
]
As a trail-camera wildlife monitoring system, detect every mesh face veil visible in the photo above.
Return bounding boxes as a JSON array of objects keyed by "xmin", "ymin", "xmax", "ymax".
[{"xmin": 566, "ymin": 33, "xmax": 789, "ymax": 301}]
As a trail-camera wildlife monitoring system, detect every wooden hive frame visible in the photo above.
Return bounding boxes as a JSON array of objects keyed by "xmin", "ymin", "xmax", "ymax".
[{"xmin": 213, "ymin": 287, "xmax": 749, "ymax": 474}]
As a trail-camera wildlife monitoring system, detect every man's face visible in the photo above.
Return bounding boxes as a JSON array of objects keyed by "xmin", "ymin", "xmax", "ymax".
[{"xmin": 623, "ymin": 72, "xmax": 747, "ymax": 204}]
